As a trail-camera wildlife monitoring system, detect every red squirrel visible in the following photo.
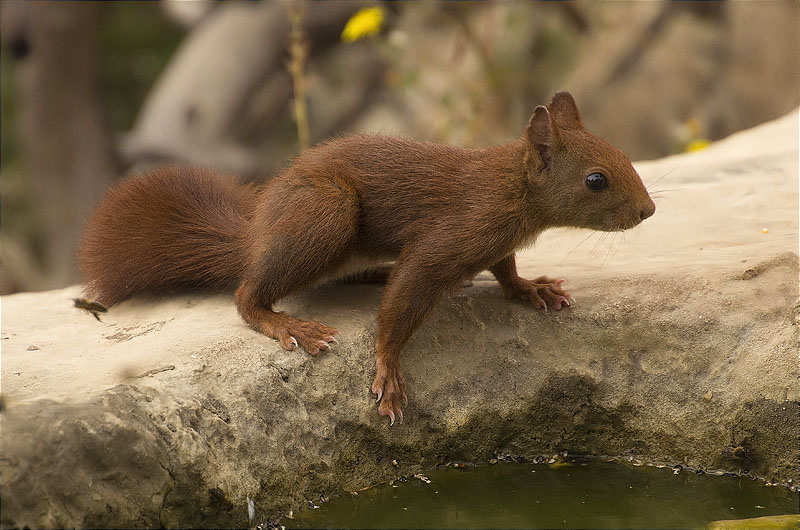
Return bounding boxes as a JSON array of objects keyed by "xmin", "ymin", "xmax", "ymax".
[{"xmin": 79, "ymin": 92, "xmax": 655, "ymax": 425}]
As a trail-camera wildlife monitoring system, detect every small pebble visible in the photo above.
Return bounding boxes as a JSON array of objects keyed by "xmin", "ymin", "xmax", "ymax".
[
  {"xmin": 26, "ymin": 345, "xmax": 40, "ymax": 351},
  {"xmin": 703, "ymin": 391, "xmax": 713, "ymax": 402},
  {"xmin": 489, "ymin": 458, "xmax": 498, "ymax": 464}
]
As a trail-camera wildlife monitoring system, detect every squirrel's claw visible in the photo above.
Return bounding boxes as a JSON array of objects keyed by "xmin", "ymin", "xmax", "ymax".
[
  {"xmin": 552, "ymin": 295, "xmax": 570, "ymax": 310},
  {"xmin": 274, "ymin": 319, "xmax": 338, "ymax": 355},
  {"xmin": 512, "ymin": 275, "xmax": 573, "ymax": 311},
  {"xmin": 373, "ymin": 364, "xmax": 406, "ymax": 426}
]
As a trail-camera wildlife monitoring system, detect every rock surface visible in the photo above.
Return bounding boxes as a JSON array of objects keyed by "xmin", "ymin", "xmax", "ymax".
[{"xmin": 2, "ymin": 112, "xmax": 798, "ymax": 529}]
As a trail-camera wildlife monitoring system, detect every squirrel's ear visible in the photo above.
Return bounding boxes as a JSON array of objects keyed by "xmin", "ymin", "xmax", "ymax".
[
  {"xmin": 548, "ymin": 91, "xmax": 583, "ymax": 130},
  {"xmin": 526, "ymin": 105, "xmax": 558, "ymax": 171}
]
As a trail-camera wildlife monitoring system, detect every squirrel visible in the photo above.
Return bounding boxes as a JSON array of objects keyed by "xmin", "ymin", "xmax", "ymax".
[{"xmin": 79, "ymin": 92, "xmax": 655, "ymax": 425}]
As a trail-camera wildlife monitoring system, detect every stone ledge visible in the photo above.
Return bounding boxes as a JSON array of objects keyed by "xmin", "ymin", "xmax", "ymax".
[{"xmin": 2, "ymin": 111, "xmax": 798, "ymax": 528}]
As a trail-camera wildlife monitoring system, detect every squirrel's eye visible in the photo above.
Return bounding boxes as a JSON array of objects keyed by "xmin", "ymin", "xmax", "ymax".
[{"xmin": 585, "ymin": 172, "xmax": 608, "ymax": 191}]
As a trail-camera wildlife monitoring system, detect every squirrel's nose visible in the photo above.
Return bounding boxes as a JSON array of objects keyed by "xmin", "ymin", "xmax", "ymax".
[{"xmin": 640, "ymin": 200, "xmax": 656, "ymax": 221}]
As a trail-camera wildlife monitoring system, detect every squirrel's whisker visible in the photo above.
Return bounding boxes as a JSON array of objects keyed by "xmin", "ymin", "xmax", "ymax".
[
  {"xmin": 648, "ymin": 188, "xmax": 685, "ymax": 194},
  {"xmin": 646, "ymin": 158, "xmax": 685, "ymax": 191},
  {"xmin": 591, "ymin": 232, "xmax": 610, "ymax": 257},
  {"xmin": 566, "ymin": 230, "xmax": 599, "ymax": 256}
]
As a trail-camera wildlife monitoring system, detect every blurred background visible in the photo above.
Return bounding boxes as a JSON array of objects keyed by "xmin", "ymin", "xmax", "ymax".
[{"xmin": 1, "ymin": 1, "xmax": 798, "ymax": 294}]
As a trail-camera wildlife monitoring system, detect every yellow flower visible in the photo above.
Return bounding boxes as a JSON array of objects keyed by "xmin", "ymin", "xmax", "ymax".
[
  {"xmin": 341, "ymin": 7, "xmax": 384, "ymax": 43},
  {"xmin": 685, "ymin": 138, "xmax": 711, "ymax": 152}
]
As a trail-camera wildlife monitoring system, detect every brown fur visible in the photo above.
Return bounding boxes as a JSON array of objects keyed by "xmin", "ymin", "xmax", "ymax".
[
  {"xmin": 79, "ymin": 166, "xmax": 258, "ymax": 306},
  {"xmin": 79, "ymin": 92, "xmax": 655, "ymax": 423}
]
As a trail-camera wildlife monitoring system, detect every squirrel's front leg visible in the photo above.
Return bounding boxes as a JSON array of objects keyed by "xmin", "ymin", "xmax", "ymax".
[
  {"xmin": 490, "ymin": 254, "xmax": 572, "ymax": 311},
  {"xmin": 372, "ymin": 256, "xmax": 466, "ymax": 424}
]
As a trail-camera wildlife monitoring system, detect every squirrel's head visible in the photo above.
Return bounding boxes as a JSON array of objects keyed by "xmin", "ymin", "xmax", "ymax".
[{"xmin": 524, "ymin": 91, "xmax": 655, "ymax": 232}]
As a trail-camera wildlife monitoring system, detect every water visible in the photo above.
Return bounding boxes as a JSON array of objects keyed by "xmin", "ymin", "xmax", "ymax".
[{"xmin": 291, "ymin": 461, "xmax": 798, "ymax": 529}]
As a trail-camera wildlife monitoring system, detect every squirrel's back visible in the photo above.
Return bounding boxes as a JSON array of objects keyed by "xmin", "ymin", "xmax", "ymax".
[{"xmin": 79, "ymin": 166, "xmax": 257, "ymax": 306}]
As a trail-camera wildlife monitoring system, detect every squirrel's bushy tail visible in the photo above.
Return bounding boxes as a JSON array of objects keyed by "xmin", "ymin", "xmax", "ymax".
[{"xmin": 79, "ymin": 166, "xmax": 258, "ymax": 306}]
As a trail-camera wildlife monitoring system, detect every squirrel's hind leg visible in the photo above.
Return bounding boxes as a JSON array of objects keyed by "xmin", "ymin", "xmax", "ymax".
[{"xmin": 235, "ymin": 179, "xmax": 359, "ymax": 355}]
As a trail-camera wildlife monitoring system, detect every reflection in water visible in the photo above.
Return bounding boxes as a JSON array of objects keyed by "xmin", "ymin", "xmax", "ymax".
[{"xmin": 292, "ymin": 461, "xmax": 798, "ymax": 529}]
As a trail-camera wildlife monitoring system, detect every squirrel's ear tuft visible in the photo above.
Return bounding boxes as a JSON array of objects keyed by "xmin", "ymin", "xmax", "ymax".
[
  {"xmin": 548, "ymin": 91, "xmax": 583, "ymax": 130},
  {"xmin": 526, "ymin": 105, "xmax": 557, "ymax": 171}
]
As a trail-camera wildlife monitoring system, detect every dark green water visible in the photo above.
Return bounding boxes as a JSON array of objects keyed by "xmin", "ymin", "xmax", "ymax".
[{"xmin": 291, "ymin": 462, "xmax": 798, "ymax": 529}]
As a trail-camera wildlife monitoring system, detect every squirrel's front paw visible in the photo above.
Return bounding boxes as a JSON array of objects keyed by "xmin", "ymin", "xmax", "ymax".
[
  {"xmin": 506, "ymin": 275, "xmax": 573, "ymax": 311},
  {"xmin": 371, "ymin": 362, "xmax": 407, "ymax": 426}
]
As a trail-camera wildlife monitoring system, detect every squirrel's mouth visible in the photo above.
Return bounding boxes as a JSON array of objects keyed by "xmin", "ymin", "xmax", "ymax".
[
  {"xmin": 596, "ymin": 214, "xmax": 643, "ymax": 232},
  {"xmin": 622, "ymin": 217, "xmax": 645, "ymax": 230}
]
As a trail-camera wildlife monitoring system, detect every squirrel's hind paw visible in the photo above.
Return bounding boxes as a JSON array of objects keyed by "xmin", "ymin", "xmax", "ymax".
[
  {"xmin": 512, "ymin": 276, "xmax": 573, "ymax": 311},
  {"xmin": 274, "ymin": 320, "xmax": 338, "ymax": 356}
]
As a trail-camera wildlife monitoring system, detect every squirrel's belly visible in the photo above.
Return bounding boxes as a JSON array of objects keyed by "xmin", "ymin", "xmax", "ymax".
[{"xmin": 321, "ymin": 254, "xmax": 393, "ymax": 283}]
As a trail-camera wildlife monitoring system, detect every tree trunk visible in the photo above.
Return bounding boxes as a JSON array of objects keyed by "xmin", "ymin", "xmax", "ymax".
[{"xmin": 11, "ymin": 1, "xmax": 118, "ymax": 287}]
